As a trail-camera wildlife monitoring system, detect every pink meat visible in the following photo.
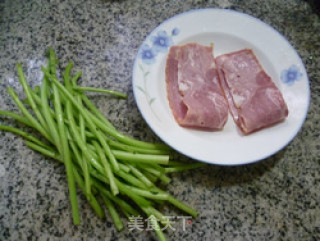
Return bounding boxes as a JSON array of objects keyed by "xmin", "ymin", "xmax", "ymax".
[
  {"xmin": 216, "ymin": 49, "xmax": 288, "ymax": 134},
  {"xmin": 166, "ymin": 43, "xmax": 228, "ymax": 130}
]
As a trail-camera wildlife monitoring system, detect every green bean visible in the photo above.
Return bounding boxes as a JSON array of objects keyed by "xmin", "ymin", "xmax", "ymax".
[
  {"xmin": 34, "ymin": 85, "xmax": 41, "ymax": 95},
  {"xmin": 88, "ymin": 149, "xmax": 151, "ymax": 188},
  {"xmin": 0, "ymin": 110, "xmax": 34, "ymax": 127},
  {"xmin": 164, "ymin": 163, "xmax": 206, "ymax": 173},
  {"xmin": 77, "ymin": 101, "xmax": 86, "ymax": 141},
  {"xmin": 167, "ymin": 195, "xmax": 197, "ymax": 218},
  {"xmin": 107, "ymin": 139, "xmax": 170, "ymax": 155},
  {"xmin": 25, "ymin": 141, "xmax": 61, "ymax": 161},
  {"xmin": 25, "ymin": 140, "xmax": 103, "ymax": 220},
  {"xmin": 153, "ymin": 221, "xmax": 166, "ymax": 241},
  {"xmin": 101, "ymin": 194, "xmax": 124, "ymax": 231},
  {"xmin": 141, "ymin": 170, "xmax": 158, "ymax": 183},
  {"xmin": 112, "ymin": 150, "xmax": 169, "ymax": 165},
  {"xmin": 92, "ymin": 178, "xmax": 139, "ymax": 217},
  {"xmin": 48, "ymin": 47, "xmax": 58, "ymax": 75},
  {"xmin": 71, "ymin": 143, "xmax": 105, "ymax": 176},
  {"xmin": 69, "ymin": 140, "xmax": 92, "ymax": 196},
  {"xmin": 142, "ymin": 205, "xmax": 168, "ymax": 225},
  {"xmin": 78, "ymin": 102, "xmax": 91, "ymax": 196},
  {"xmin": 87, "ymin": 110, "xmax": 169, "ymax": 150},
  {"xmin": 92, "ymin": 169, "xmax": 151, "ymax": 208},
  {"xmin": 0, "ymin": 125, "xmax": 46, "ymax": 147},
  {"xmin": 72, "ymin": 87, "xmax": 167, "ymax": 150},
  {"xmin": 43, "ymin": 68, "xmax": 119, "ymax": 172},
  {"xmin": 74, "ymin": 86, "xmax": 128, "ymax": 99},
  {"xmin": 27, "ymin": 86, "xmax": 56, "ymax": 118},
  {"xmin": 137, "ymin": 163, "xmax": 166, "ymax": 173},
  {"xmin": 16, "ymin": 63, "xmax": 48, "ymax": 131},
  {"xmin": 93, "ymin": 141, "xmax": 119, "ymax": 196},
  {"xmin": 138, "ymin": 165, "xmax": 171, "ymax": 184},
  {"xmin": 118, "ymin": 163, "xmax": 130, "ymax": 173},
  {"xmin": 118, "ymin": 206, "xmax": 130, "ymax": 219},
  {"xmin": 67, "ymin": 100, "xmax": 103, "ymax": 196},
  {"xmin": 73, "ymin": 168, "xmax": 104, "ymax": 219},
  {"xmin": 7, "ymin": 88, "xmax": 53, "ymax": 142},
  {"xmin": 24, "ymin": 85, "xmax": 43, "ymax": 107},
  {"xmin": 71, "ymin": 71, "xmax": 82, "ymax": 87},
  {"xmin": 0, "ymin": 49, "xmax": 206, "ymax": 241},
  {"xmin": 52, "ymin": 64, "xmax": 80, "ymax": 225},
  {"xmin": 63, "ymin": 62, "xmax": 73, "ymax": 91},
  {"xmin": 115, "ymin": 180, "xmax": 151, "ymax": 207},
  {"xmin": 87, "ymin": 144, "xmax": 129, "ymax": 175},
  {"xmin": 80, "ymin": 93, "xmax": 116, "ymax": 130},
  {"xmin": 116, "ymin": 170, "xmax": 147, "ymax": 189},
  {"xmin": 40, "ymin": 75, "xmax": 61, "ymax": 152},
  {"xmin": 127, "ymin": 164, "xmax": 154, "ymax": 187},
  {"xmin": 140, "ymin": 206, "xmax": 166, "ymax": 241},
  {"xmin": 129, "ymin": 187, "xmax": 168, "ymax": 200},
  {"xmin": 70, "ymin": 83, "xmax": 93, "ymax": 197}
]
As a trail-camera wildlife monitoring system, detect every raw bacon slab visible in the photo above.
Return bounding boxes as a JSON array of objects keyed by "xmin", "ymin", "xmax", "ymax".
[
  {"xmin": 216, "ymin": 49, "xmax": 288, "ymax": 134},
  {"xmin": 166, "ymin": 43, "xmax": 228, "ymax": 130}
]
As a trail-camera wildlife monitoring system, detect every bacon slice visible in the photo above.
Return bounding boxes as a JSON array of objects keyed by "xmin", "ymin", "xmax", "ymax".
[
  {"xmin": 166, "ymin": 43, "xmax": 228, "ymax": 130},
  {"xmin": 216, "ymin": 49, "xmax": 288, "ymax": 134}
]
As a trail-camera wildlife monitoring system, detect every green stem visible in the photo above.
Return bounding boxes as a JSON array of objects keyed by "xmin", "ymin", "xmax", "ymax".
[
  {"xmin": 71, "ymin": 71, "xmax": 82, "ymax": 87},
  {"xmin": 115, "ymin": 180, "xmax": 151, "ymax": 207},
  {"xmin": 116, "ymin": 170, "xmax": 146, "ymax": 189},
  {"xmin": 118, "ymin": 163, "xmax": 130, "ymax": 173},
  {"xmin": 127, "ymin": 164, "xmax": 154, "ymax": 187},
  {"xmin": 0, "ymin": 110, "xmax": 34, "ymax": 127},
  {"xmin": 40, "ymin": 75, "xmax": 61, "ymax": 152},
  {"xmin": 7, "ymin": 88, "xmax": 53, "ymax": 142},
  {"xmin": 74, "ymin": 86, "xmax": 128, "ymax": 99},
  {"xmin": 164, "ymin": 163, "xmax": 206, "ymax": 173},
  {"xmin": 24, "ymin": 140, "xmax": 104, "ymax": 220},
  {"xmin": 92, "ymin": 178, "xmax": 139, "ymax": 217},
  {"xmin": 43, "ymin": 68, "xmax": 119, "ymax": 172},
  {"xmin": 63, "ymin": 62, "xmax": 73, "ymax": 91},
  {"xmin": 138, "ymin": 165, "xmax": 171, "ymax": 184},
  {"xmin": 73, "ymin": 168, "xmax": 104, "ymax": 219},
  {"xmin": 0, "ymin": 125, "xmax": 46, "ymax": 147},
  {"xmin": 112, "ymin": 150, "xmax": 169, "ymax": 165},
  {"xmin": 52, "ymin": 73, "xmax": 80, "ymax": 225},
  {"xmin": 93, "ymin": 141, "xmax": 119, "ymax": 196},
  {"xmin": 129, "ymin": 187, "xmax": 168, "ymax": 200},
  {"xmin": 80, "ymin": 93, "xmax": 116, "ymax": 130},
  {"xmin": 108, "ymin": 139, "xmax": 170, "ymax": 155},
  {"xmin": 88, "ymin": 111, "xmax": 168, "ymax": 150},
  {"xmin": 101, "ymin": 194, "xmax": 124, "ymax": 231},
  {"xmin": 69, "ymin": 141, "xmax": 92, "ymax": 197},
  {"xmin": 25, "ymin": 141, "xmax": 61, "ymax": 161},
  {"xmin": 167, "ymin": 195, "xmax": 197, "ymax": 218},
  {"xmin": 16, "ymin": 63, "xmax": 49, "ymax": 131},
  {"xmin": 140, "ymin": 207, "xmax": 167, "ymax": 241}
]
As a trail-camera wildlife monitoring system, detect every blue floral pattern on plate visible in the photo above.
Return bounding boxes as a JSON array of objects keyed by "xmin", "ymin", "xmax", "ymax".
[
  {"xmin": 171, "ymin": 27, "xmax": 180, "ymax": 36},
  {"xmin": 137, "ymin": 28, "xmax": 180, "ymax": 121},
  {"xmin": 281, "ymin": 64, "xmax": 303, "ymax": 86},
  {"xmin": 138, "ymin": 28, "xmax": 178, "ymax": 65},
  {"xmin": 151, "ymin": 30, "xmax": 173, "ymax": 53},
  {"xmin": 139, "ymin": 44, "xmax": 157, "ymax": 65}
]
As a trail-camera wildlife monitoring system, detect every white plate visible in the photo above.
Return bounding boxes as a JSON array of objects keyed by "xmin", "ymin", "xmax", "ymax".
[{"xmin": 132, "ymin": 9, "xmax": 310, "ymax": 166}]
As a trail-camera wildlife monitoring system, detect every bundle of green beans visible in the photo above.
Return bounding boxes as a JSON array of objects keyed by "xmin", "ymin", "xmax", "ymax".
[{"xmin": 0, "ymin": 48, "xmax": 205, "ymax": 241}]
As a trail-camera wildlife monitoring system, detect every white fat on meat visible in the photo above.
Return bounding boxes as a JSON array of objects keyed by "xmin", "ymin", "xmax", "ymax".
[
  {"xmin": 232, "ymin": 94, "xmax": 245, "ymax": 108},
  {"xmin": 265, "ymin": 88, "xmax": 283, "ymax": 109}
]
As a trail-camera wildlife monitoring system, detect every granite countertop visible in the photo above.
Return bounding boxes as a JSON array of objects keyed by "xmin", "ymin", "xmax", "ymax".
[{"xmin": 0, "ymin": 0, "xmax": 319, "ymax": 240}]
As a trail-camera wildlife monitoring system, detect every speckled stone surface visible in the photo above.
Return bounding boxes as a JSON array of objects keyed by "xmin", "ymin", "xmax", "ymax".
[{"xmin": 0, "ymin": 0, "xmax": 319, "ymax": 240}]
